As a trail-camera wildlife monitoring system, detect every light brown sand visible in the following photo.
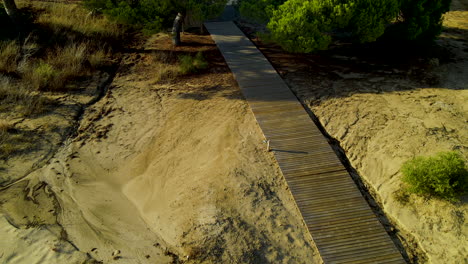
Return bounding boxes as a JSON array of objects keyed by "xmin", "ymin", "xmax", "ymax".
[{"xmin": 1, "ymin": 35, "xmax": 322, "ymax": 263}]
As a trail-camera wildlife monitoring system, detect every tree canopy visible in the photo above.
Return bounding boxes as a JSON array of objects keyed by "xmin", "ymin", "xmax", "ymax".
[
  {"xmin": 238, "ymin": 0, "xmax": 452, "ymax": 53},
  {"xmin": 84, "ymin": 0, "xmax": 227, "ymax": 34}
]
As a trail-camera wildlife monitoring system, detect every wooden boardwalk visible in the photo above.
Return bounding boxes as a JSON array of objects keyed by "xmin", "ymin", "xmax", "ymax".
[{"xmin": 205, "ymin": 21, "xmax": 406, "ymax": 264}]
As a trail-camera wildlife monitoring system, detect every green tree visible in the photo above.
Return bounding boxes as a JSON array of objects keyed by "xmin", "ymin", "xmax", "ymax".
[
  {"xmin": 84, "ymin": 0, "xmax": 227, "ymax": 45},
  {"xmin": 240, "ymin": 0, "xmax": 451, "ymax": 53},
  {"xmin": 398, "ymin": 0, "xmax": 452, "ymax": 41},
  {"xmin": 238, "ymin": 0, "xmax": 286, "ymax": 23},
  {"xmin": 167, "ymin": 0, "xmax": 228, "ymax": 45},
  {"xmin": 265, "ymin": 0, "xmax": 399, "ymax": 53},
  {"xmin": 2, "ymin": 0, "xmax": 19, "ymax": 26}
]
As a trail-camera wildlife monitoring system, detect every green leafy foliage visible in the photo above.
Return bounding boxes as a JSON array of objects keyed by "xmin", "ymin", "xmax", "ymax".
[
  {"xmin": 398, "ymin": 0, "xmax": 452, "ymax": 41},
  {"xmin": 84, "ymin": 0, "xmax": 171, "ymax": 34},
  {"xmin": 179, "ymin": 52, "xmax": 208, "ymax": 74},
  {"xmin": 267, "ymin": 0, "xmax": 333, "ymax": 52},
  {"xmin": 238, "ymin": 0, "xmax": 286, "ymax": 23},
  {"xmin": 243, "ymin": 0, "xmax": 451, "ymax": 53},
  {"xmin": 266, "ymin": 0, "xmax": 400, "ymax": 53},
  {"xmin": 401, "ymin": 152, "xmax": 468, "ymax": 201},
  {"xmin": 83, "ymin": 0, "xmax": 227, "ymax": 34},
  {"xmin": 187, "ymin": 0, "xmax": 227, "ymax": 22},
  {"xmin": 347, "ymin": 0, "xmax": 400, "ymax": 43}
]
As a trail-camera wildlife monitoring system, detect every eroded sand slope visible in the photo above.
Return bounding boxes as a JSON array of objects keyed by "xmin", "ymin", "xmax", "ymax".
[{"xmin": 1, "ymin": 35, "xmax": 322, "ymax": 264}]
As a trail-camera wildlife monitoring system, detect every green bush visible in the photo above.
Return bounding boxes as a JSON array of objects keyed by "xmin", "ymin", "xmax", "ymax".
[
  {"xmin": 238, "ymin": 0, "xmax": 286, "ymax": 23},
  {"xmin": 83, "ymin": 0, "xmax": 170, "ymax": 34},
  {"xmin": 241, "ymin": 0, "xmax": 451, "ymax": 52},
  {"xmin": 179, "ymin": 52, "xmax": 208, "ymax": 74},
  {"xmin": 401, "ymin": 151, "xmax": 468, "ymax": 201},
  {"xmin": 83, "ymin": 0, "xmax": 227, "ymax": 35},
  {"xmin": 266, "ymin": 0, "xmax": 400, "ymax": 53},
  {"xmin": 397, "ymin": 0, "xmax": 452, "ymax": 41},
  {"xmin": 32, "ymin": 62, "xmax": 58, "ymax": 90}
]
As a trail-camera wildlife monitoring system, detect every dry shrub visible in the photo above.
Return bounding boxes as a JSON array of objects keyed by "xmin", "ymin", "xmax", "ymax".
[
  {"xmin": 34, "ymin": 2, "xmax": 122, "ymax": 41},
  {"xmin": 89, "ymin": 48, "xmax": 109, "ymax": 68},
  {"xmin": 0, "ymin": 41, "xmax": 20, "ymax": 73},
  {"xmin": 15, "ymin": 2, "xmax": 122, "ymax": 91},
  {"xmin": 0, "ymin": 77, "xmax": 48, "ymax": 116},
  {"xmin": 23, "ymin": 61, "xmax": 59, "ymax": 90},
  {"xmin": 149, "ymin": 52, "xmax": 180, "ymax": 84},
  {"xmin": 0, "ymin": 120, "xmax": 11, "ymax": 133},
  {"xmin": 153, "ymin": 63, "xmax": 180, "ymax": 83}
]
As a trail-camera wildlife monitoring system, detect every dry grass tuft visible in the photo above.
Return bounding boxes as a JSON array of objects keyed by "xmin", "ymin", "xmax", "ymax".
[
  {"xmin": 0, "ymin": 2, "xmax": 123, "ymax": 161},
  {"xmin": 143, "ymin": 52, "xmax": 180, "ymax": 84},
  {"xmin": 0, "ymin": 2, "xmax": 125, "ymax": 92},
  {"xmin": 1, "ymin": 2, "xmax": 123, "ymax": 93},
  {"xmin": 0, "ymin": 77, "xmax": 49, "ymax": 116},
  {"xmin": 0, "ymin": 120, "xmax": 12, "ymax": 133},
  {"xmin": 149, "ymin": 51, "xmax": 208, "ymax": 84},
  {"xmin": 22, "ymin": 43, "xmax": 92, "ymax": 91},
  {"xmin": 0, "ymin": 41, "xmax": 20, "ymax": 73},
  {"xmin": 33, "ymin": 2, "xmax": 121, "ymax": 41}
]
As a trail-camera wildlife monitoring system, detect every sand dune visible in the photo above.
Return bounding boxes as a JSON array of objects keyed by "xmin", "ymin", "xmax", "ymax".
[{"xmin": 1, "ymin": 35, "xmax": 322, "ymax": 263}]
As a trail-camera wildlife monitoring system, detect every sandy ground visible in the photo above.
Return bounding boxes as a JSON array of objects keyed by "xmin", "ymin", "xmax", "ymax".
[
  {"xmin": 248, "ymin": 2, "xmax": 467, "ymax": 263},
  {"xmin": 0, "ymin": 34, "xmax": 322, "ymax": 263},
  {"xmin": 0, "ymin": 73, "xmax": 110, "ymax": 186}
]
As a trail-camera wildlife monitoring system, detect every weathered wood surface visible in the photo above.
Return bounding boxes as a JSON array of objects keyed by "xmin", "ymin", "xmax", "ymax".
[{"xmin": 205, "ymin": 21, "xmax": 406, "ymax": 264}]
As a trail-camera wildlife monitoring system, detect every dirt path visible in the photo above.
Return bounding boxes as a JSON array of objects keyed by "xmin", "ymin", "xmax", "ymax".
[{"xmin": 1, "ymin": 34, "xmax": 322, "ymax": 263}]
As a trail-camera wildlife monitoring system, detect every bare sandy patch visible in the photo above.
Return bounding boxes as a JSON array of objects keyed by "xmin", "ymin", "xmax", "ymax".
[{"xmin": 1, "ymin": 34, "xmax": 321, "ymax": 263}]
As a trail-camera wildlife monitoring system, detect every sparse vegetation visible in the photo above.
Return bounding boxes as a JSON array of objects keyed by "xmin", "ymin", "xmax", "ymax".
[
  {"xmin": 0, "ymin": 120, "xmax": 12, "ymax": 132},
  {"xmin": 0, "ymin": 1, "xmax": 123, "ymax": 101},
  {"xmin": 0, "ymin": 41, "xmax": 20, "ymax": 73},
  {"xmin": 148, "ymin": 50, "xmax": 208, "ymax": 83},
  {"xmin": 152, "ymin": 57, "xmax": 180, "ymax": 84},
  {"xmin": 401, "ymin": 151, "xmax": 468, "ymax": 201},
  {"xmin": 179, "ymin": 52, "xmax": 208, "ymax": 74},
  {"xmin": 0, "ymin": 1, "xmax": 124, "ymax": 161},
  {"xmin": 0, "ymin": 119, "xmax": 36, "ymax": 160},
  {"xmin": 0, "ymin": 77, "xmax": 49, "ymax": 116}
]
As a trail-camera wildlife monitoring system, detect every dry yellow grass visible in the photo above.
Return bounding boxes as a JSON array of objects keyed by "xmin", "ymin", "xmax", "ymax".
[
  {"xmin": 0, "ymin": 2, "xmax": 123, "ymax": 161},
  {"xmin": 32, "ymin": 2, "xmax": 121, "ymax": 40},
  {"xmin": 0, "ymin": 120, "xmax": 13, "ymax": 159},
  {"xmin": 153, "ymin": 62, "xmax": 180, "ymax": 83},
  {"xmin": 11, "ymin": 2, "xmax": 123, "ymax": 91},
  {"xmin": 1, "ymin": 2, "xmax": 123, "ymax": 93},
  {"xmin": 0, "ymin": 77, "xmax": 48, "ymax": 116},
  {"xmin": 0, "ymin": 41, "xmax": 20, "ymax": 73},
  {"xmin": 0, "ymin": 120, "xmax": 11, "ymax": 133}
]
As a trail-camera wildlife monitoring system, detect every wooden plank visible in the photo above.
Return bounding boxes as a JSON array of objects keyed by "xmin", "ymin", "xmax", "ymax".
[{"xmin": 205, "ymin": 21, "xmax": 405, "ymax": 264}]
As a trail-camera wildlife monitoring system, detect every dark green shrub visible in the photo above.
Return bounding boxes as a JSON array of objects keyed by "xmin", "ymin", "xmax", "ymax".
[
  {"xmin": 348, "ymin": 0, "xmax": 400, "ymax": 43},
  {"xmin": 238, "ymin": 0, "xmax": 286, "ymax": 23},
  {"xmin": 83, "ymin": 0, "xmax": 171, "ymax": 34},
  {"xmin": 397, "ymin": 0, "xmax": 452, "ymax": 41},
  {"xmin": 83, "ymin": 0, "xmax": 227, "ymax": 35},
  {"xmin": 179, "ymin": 52, "xmax": 208, "ymax": 74},
  {"xmin": 401, "ymin": 151, "xmax": 468, "ymax": 201}
]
